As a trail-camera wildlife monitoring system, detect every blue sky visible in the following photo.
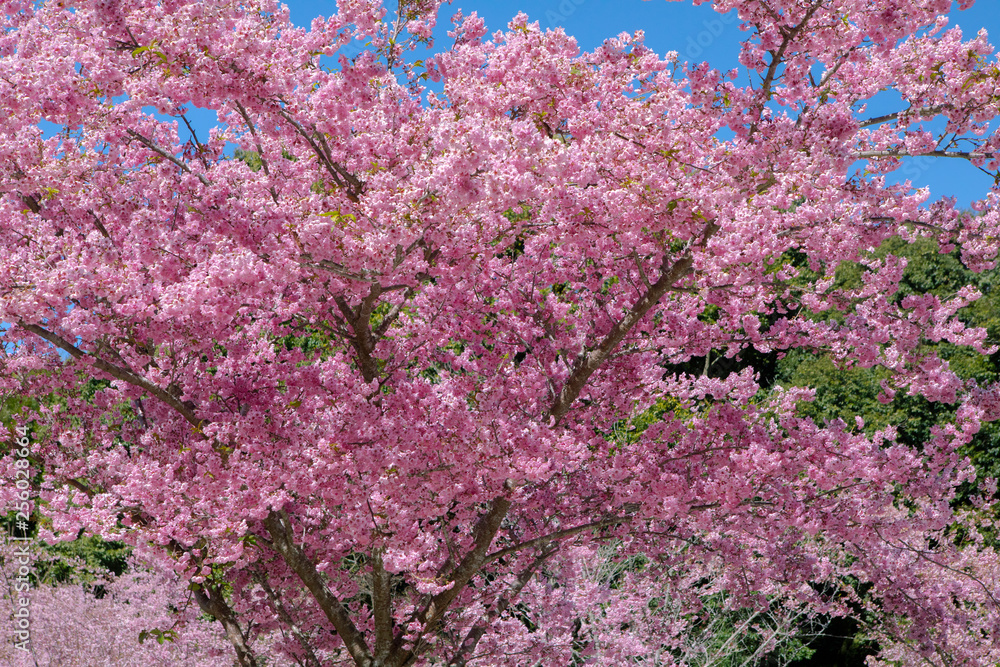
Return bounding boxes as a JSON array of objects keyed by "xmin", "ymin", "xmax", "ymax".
[
  {"xmin": 285, "ymin": 0, "xmax": 1000, "ymax": 75},
  {"xmin": 278, "ymin": 0, "xmax": 1000, "ymax": 208}
]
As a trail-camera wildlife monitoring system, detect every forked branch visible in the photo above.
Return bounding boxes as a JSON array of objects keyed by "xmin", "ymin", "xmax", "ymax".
[{"xmin": 263, "ymin": 510, "xmax": 376, "ymax": 667}]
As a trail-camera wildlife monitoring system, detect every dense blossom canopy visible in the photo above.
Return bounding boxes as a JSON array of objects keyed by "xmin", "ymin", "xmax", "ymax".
[{"xmin": 2, "ymin": 0, "xmax": 1000, "ymax": 664}]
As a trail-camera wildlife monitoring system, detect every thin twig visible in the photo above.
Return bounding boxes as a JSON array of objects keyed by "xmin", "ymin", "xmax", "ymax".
[{"xmin": 126, "ymin": 129, "xmax": 210, "ymax": 185}]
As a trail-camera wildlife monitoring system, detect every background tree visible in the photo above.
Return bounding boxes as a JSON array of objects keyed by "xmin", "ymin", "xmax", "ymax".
[
  {"xmin": 2, "ymin": 0, "xmax": 1000, "ymax": 665},
  {"xmin": 777, "ymin": 234, "xmax": 1000, "ymax": 485},
  {"xmin": 0, "ymin": 542, "xmax": 233, "ymax": 666}
]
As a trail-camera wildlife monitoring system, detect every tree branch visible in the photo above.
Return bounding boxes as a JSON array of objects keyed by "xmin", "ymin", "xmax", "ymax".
[
  {"xmin": 483, "ymin": 516, "xmax": 630, "ymax": 566},
  {"xmin": 548, "ymin": 221, "xmax": 719, "ymax": 424},
  {"xmin": 389, "ymin": 498, "xmax": 513, "ymax": 667},
  {"xmin": 20, "ymin": 194, "xmax": 40, "ymax": 214},
  {"xmin": 88, "ymin": 210, "xmax": 113, "ymax": 242},
  {"xmin": 18, "ymin": 322, "xmax": 204, "ymax": 430},
  {"xmin": 334, "ymin": 282, "xmax": 383, "ymax": 383},
  {"xmin": 262, "ymin": 510, "xmax": 375, "ymax": 667},
  {"xmin": 854, "ymin": 149, "xmax": 997, "ymax": 161},
  {"xmin": 373, "ymin": 548, "xmax": 393, "ymax": 663},
  {"xmin": 858, "ymin": 105, "xmax": 948, "ymax": 128},
  {"xmin": 178, "ymin": 113, "xmax": 210, "ymax": 169},
  {"xmin": 300, "ymin": 254, "xmax": 374, "ymax": 282},
  {"xmin": 255, "ymin": 571, "xmax": 323, "ymax": 667},
  {"xmin": 748, "ymin": 2, "xmax": 822, "ymax": 140},
  {"xmin": 192, "ymin": 582, "xmax": 260, "ymax": 667},
  {"xmin": 232, "ymin": 101, "xmax": 280, "ymax": 203},
  {"xmin": 447, "ymin": 546, "xmax": 557, "ymax": 667},
  {"xmin": 271, "ymin": 105, "xmax": 363, "ymax": 202},
  {"xmin": 126, "ymin": 130, "xmax": 211, "ymax": 186}
]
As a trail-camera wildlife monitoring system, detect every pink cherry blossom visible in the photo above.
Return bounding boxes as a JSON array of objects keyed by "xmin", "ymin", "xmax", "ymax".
[{"xmin": 1, "ymin": 0, "xmax": 1000, "ymax": 665}]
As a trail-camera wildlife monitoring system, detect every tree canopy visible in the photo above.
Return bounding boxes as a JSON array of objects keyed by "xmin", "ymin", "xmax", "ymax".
[{"xmin": 3, "ymin": 0, "xmax": 1000, "ymax": 665}]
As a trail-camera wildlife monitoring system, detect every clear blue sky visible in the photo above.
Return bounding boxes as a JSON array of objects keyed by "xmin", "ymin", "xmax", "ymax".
[{"xmin": 280, "ymin": 0, "xmax": 1000, "ymax": 208}]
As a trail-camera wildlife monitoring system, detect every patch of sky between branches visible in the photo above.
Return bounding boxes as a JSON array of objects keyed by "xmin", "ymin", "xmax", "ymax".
[{"xmin": 855, "ymin": 89, "xmax": 995, "ymax": 208}]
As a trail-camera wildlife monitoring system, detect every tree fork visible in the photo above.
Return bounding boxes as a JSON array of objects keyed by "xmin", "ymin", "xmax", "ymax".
[
  {"xmin": 192, "ymin": 583, "xmax": 260, "ymax": 667},
  {"xmin": 263, "ymin": 510, "xmax": 377, "ymax": 667}
]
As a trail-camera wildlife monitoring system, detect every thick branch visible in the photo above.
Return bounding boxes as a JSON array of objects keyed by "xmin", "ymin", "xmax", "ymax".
[
  {"xmin": 256, "ymin": 572, "xmax": 323, "ymax": 667},
  {"xmin": 373, "ymin": 548, "xmax": 393, "ymax": 662},
  {"xmin": 373, "ymin": 287, "xmax": 414, "ymax": 339},
  {"xmin": 334, "ymin": 282, "xmax": 383, "ymax": 383},
  {"xmin": 858, "ymin": 104, "xmax": 948, "ymax": 128},
  {"xmin": 263, "ymin": 510, "xmax": 375, "ymax": 667},
  {"xmin": 272, "ymin": 105, "xmax": 362, "ymax": 202},
  {"xmin": 20, "ymin": 194, "xmax": 40, "ymax": 214},
  {"xmin": 447, "ymin": 547, "xmax": 556, "ymax": 667},
  {"xmin": 389, "ymin": 498, "xmax": 513, "ymax": 667},
  {"xmin": 548, "ymin": 222, "xmax": 719, "ymax": 424},
  {"xmin": 854, "ymin": 149, "xmax": 997, "ymax": 161},
  {"xmin": 232, "ymin": 101, "xmax": 279, "ymax": 203},
  {"xmin": 193, "ymin": 583, "xmax": 260, "ymax": 667},
  {"xmin": 300, "ymin": 255, "xmax": 374, "ymax": 282},
  {"xmin": 483, "ymin": 516, "xmax": 630, "ymax": 566},
  {"xmin": 18, "ymin": 322, "xmax": 203, "ymax": 430},
  {"xmin": 749, "ymin": 2, "xmax": 822, "ymax": 139}
]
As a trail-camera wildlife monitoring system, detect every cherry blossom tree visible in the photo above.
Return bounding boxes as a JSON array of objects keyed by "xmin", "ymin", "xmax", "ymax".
[
  {"xmin": 2, "ymin": 0, "xmax": 1000, "ymax": 664},
  {"xmin": 0, "ymin": 541, "xmax": 232, "ymax": 666}
]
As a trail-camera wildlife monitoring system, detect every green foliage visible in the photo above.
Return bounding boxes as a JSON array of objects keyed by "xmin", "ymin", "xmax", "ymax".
[
  {"xmin": 81, "ymin": 378, "xmax": 112, "ymax": 402},
  {"xmin": 0, "ymin": 392, "xmax": 39, "ymax": 428},
  {"xmin": 138, "ymin": 627, "xmax": 179, "ymax": 644},
  {"xmin": 274, "ymin": 320, "xmax": 337, "ymax": 362},
  {"xmin": 637, "ymin": 235, "xmax": 1000, "ymax": 666},
  {"xmin": 682, "ymin": 596, "xmax": 820, "ymax": 667},
  {"xmin": 776, "ymin": 350, "xmax": 943, "ymax": 448},
  {"xmin": 37, "ymin": 535, "xmax": 132, "ymax": 585},
  {"xmin": 495, "ymin": 205, "xmax": 533, "ymax": 261},
  {"xmin": 776, "ymin": 235, "xmax": 1000, "ymax": 486},
  {"xmin": 233, "ymin": 148, "xmax": 263, "ymax": 172},
  {"xmin": 2, "ymin": 386, "xmax": 131, "ymax": 591},
  {"xmin": 604, "ymin": 397, "xmax": 683, "ymax": 451}
]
